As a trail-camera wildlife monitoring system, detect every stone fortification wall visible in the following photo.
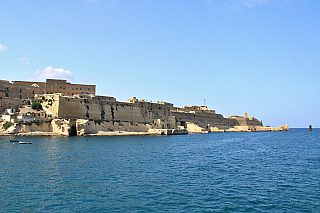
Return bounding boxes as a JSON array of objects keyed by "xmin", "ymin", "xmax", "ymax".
[
  {"xmin": 234, "ymin": 117, "xmax": 262, "ymax": 126},
  {"xmin": 172, "ymin": 111, "xmax": 239, "ymax": 129},
  {"xmin": 41, "ymin": 94, "xmax": 60, "ymax": 117},
  {"xmin": 228, "ymin": 115, "xmax": 263, "ymax": 127},
  {"xmin": 44, "ymin": 95, "xmax": 172, "ymax": 127}
]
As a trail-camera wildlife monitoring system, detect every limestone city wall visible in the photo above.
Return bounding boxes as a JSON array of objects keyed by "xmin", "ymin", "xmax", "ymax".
[
  {"xmin": 43, "ymin": 95, "xmax": 172, "ymax": 128},
  {"xmin": 171, "ymin": 110, "xmax": 239, "ymax": 129}
]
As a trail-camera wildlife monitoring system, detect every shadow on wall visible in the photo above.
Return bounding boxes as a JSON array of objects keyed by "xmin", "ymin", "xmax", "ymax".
[{"xmin": 69, "ymin": 119, "xmax": 77, "ymax": 136}]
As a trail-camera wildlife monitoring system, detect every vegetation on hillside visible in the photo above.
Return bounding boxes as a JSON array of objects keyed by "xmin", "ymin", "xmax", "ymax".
[
  {"xmin": 3, "ymin": 121, "xmax": 13, "ymax": 130},
  {"xmin": 31, "ymin": 97, "xmax": 43, "ymax": 111}
]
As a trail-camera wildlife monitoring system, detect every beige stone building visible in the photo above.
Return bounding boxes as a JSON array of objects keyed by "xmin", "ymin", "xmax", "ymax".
[
  {"xmin": 14, "ymin": 79, "xmax": 96, "ymax": 96},
  {"xmin": 0, "ymin": 80, "xmax": 41, "ymax": 99}
]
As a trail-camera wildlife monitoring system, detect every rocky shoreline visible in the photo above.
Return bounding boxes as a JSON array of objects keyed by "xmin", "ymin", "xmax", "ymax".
[{"xmin": 0, "ymin": 119, "xmax": 289, "ymax": 137}]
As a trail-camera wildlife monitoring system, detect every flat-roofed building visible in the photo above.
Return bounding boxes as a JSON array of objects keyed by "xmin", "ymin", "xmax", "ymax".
[
  {"xmin": 0, "ymin": 80, "xmax": 41, "ymax": 99},
  {"xmin": 13, "ymin": 79, "xmax": 96, "ymax": 96}
]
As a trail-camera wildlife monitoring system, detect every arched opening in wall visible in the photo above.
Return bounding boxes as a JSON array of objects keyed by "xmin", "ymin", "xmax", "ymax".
[
  {"xmin": 69, "ymin": 119, "xmax": 77, "ymax": 136},
  {"xmin": 181, "ymin": 121, "xmax": 187, "ymax": 129}
]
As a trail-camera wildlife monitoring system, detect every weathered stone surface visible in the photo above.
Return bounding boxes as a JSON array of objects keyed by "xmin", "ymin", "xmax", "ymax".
[{"xmin": 185, "ymin": 122, "xmax": 209, "ymax": 134}]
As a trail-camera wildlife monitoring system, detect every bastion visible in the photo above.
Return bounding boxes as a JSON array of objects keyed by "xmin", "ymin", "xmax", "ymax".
[{"xmin": 0, "ymin": 78, "xmax": 289, "ymax": 136}]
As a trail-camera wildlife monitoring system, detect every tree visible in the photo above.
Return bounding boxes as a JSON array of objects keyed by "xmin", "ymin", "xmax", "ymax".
[{"xmin": 31, "ymin": 102, "xmax": 42, "ymax": 111}]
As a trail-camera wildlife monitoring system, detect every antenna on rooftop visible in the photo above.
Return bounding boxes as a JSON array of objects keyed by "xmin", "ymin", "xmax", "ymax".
[{"xmin": 204, "ymin": 99, "xmax": 206, "ymax": 106}]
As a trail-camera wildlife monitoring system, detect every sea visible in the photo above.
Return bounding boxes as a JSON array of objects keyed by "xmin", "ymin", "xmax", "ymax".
[{"xmin": 0, "ymin": 128, "xmax": 319, "ymax": 212}]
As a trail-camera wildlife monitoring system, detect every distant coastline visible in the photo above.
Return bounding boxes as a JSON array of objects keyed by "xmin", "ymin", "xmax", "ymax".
[{"xmin": 0, "ymin": 78, "xmax": 289, "ymax": 136}]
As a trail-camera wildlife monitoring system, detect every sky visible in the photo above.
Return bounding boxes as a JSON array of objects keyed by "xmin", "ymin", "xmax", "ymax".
[{"xmin": 1, "ymin": 0, "xmax": 319, "ymax": 128}]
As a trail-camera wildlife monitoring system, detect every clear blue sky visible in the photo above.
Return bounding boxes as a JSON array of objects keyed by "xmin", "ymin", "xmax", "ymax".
[{"xmin": 1, "ymin": 0, "xmax": 319, "ymax": 128}]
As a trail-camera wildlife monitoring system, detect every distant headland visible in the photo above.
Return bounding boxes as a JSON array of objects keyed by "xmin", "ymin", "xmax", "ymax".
[{"xmin": 0, "ymin": 79, "xmax": 289, "ymax": 136}]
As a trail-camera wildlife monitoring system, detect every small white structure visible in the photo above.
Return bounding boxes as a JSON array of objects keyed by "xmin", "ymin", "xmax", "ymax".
[
  {"xmin": 2, "ymin": 114, "xmax": 17, "ymax": 123},
  {"xmin": 4, "ymin": 108, "xmax": 16, "ymax": 114},
  {"xmin": 16, "ymin": 114, "xmax": 34, "ymax": 122}
]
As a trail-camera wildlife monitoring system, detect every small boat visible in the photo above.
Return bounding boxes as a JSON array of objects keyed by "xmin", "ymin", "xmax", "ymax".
[
  {"xmin": 10, "ymin": 140, "xmax": 20, "ymax": 142},
  {"xmin": 19, "ymin": 141, "xmax": 32, "ymax": 144}
]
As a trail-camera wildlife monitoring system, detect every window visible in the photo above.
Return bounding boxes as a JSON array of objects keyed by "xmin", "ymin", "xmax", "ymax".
[
  {"xmin": 51, "ymin": 86, "xmax": 53, "ymax": 89},
  {"xmin": 42, "ymin": 86, "xmax": 44, "ymax": 89},
  {"xmin": 84, "ymin": 88, "xmax": 86, "ymax": 91},
  {"xmin": 72, "ymin": 88, "xmax": 74, "ymax": 90},
  {"xmin": 32, "ymin": 91, "xmax": 34, "ymax": 94},
  {"xmin": 80, "ymin": 88, "xmax": 82, "ymax": 90},
  {"xmin": 68, "ymin": 87, "xmax": 70, "ymax": 90},
  {"xmin": 60, "ymin": 87, "xmax": 62, "ymax": 89},
  {"xmin": 47, "ymin": 86, "xmax": 49, "ymax": 89},
  {"xmin": 20, "ymin": 89, "xmax": 22, "ymax": 93},
  {"xmin": 76, "ymin": 88, "xmax": 78, "ymax": 90},
  {"xmin": 72, "ymin": 93, "xmax": 73, "ymax": 95},
  {"xmin": 20, "ymin": 95, "xmax": 22, "ymax": 98},
  {"xmin": 42, "ymin": 92, "xmax": 44, "ymax": 94},
  {"xmin": 63, "ymin": 87, "xmax": 65, "ymax": 89},
  {"xmin": 55, "ymin": 86, "xmax": 57, "ymax": 89}
]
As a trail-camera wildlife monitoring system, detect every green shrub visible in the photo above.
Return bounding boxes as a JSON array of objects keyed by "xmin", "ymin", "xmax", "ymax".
[
  {"xmin": 31, "ymin": 102, "xmax": 42, "ymax": 111},
  {"xmin": 3, "ymin": 121, "xmax": 13, "ymax": 130}
]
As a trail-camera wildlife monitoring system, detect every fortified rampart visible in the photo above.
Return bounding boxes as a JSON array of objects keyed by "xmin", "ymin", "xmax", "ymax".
[
  {"xmin": 0, "ymin": 78, "xmax": 288, "ymax": 136},
  {"xmin": 171, "ymin": 106, "xmax": 263, "ymax": 131},
  {"xmin": 171, "ymin": 110, "xmax": 238, "ymax": 129},
  {"xmin": 41, "ymin": 94, "xmax": 265, "ymax": 132},
  {"xmin": 42, "ymin": 94, "xmax": 173, "ymax": 128},
  {"xmin": 228, "ymin": 115, "xmax": 263, "ymax": 126}
]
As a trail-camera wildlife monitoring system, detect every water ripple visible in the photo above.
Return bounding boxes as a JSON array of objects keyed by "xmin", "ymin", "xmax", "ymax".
[{"xmin": 0, "ymin": 129, "xmax": 319, "ymax": 212}]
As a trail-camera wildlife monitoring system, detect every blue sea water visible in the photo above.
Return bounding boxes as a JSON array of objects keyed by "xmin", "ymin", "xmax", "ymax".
[{"xmin": 0, "ymin": 129, "xmax": 319, "ymax": 212}]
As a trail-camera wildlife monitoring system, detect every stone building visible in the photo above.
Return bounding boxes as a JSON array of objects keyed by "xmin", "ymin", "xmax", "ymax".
[
  {"xmin": 228, "ymin": 113, "xmax": 263, "ymax": 126},
  {"xmin": 14, "ymin": 79, "xmax": 96, "ymax": 96},
  {"xmin": 0, "ymin": 80, "xmax": 41, "ymax": 99}
]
